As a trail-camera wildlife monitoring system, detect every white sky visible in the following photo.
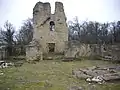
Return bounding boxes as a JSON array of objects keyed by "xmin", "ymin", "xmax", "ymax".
[{"xmin": 0, "ymin": 0, "xmax": 120, "ymax": 29}]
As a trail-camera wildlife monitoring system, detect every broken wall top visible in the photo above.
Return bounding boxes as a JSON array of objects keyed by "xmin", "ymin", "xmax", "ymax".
[{"xmin": 33, "ymin": 1, "xmax": 64, "ymax": 15}]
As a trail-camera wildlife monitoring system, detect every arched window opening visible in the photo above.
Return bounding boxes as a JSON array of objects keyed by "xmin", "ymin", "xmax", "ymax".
[{"xmin": 50, "ymin": 21, "xmax": 55, "ymax": 31}]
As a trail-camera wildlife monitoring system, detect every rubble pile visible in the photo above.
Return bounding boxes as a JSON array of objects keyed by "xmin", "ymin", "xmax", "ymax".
[
  {"xmin": 72, "ymin": 65, "xmax": 120, "ymax": 84},
  {"xmin": 0, "ymin": 61, "xmax": 14, "ymax": 68}
]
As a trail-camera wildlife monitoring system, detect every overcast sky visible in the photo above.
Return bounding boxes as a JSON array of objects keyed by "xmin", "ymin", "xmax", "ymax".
[{"xmin": 0, "ymin": 0, "xmax": 120, "ymax": 29}]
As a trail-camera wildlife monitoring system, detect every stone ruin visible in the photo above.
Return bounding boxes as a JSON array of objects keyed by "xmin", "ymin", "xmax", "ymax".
[
  {"xmin": 26, "ymin": 1, "xmax": 120, "ymax": 62},
  {"xmin": 72, "ymin": 65, "xmax": 120, "ymax": 84},
  {"xmin": 64, "ymin": 42, "xmax": 120, "ymax": 62},
  {"xmin": 26, "ymin": 1, "xmax": 68, "ymax": 61},
  {"xmin": 64, "ymin": 41, "xmax": 92, "ymax": 59}
]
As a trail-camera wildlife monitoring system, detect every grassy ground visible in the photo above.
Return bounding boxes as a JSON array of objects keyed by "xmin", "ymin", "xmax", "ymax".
[{"xmin": 0, "ymin": 59, "xmax": 120, "ymax": 90}]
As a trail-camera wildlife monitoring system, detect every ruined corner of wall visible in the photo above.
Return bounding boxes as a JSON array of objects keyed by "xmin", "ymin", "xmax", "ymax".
[{"xmin": 26, "ymin": 39, "xmax": 43, "ymax": 61}]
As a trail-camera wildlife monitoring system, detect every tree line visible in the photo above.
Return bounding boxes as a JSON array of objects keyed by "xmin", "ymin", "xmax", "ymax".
[{"xmin": 68, "ymin": 17, "xmax": 120, "ymax": 44}]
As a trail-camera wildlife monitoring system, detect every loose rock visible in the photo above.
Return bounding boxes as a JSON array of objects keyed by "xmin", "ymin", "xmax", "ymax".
[{"xmin": 73, "ymin": 65, "xmax": 120, "ymax": 83}]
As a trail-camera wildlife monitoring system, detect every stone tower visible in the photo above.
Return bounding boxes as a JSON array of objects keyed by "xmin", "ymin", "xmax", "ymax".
[{"xmin": 26, "ymin": 1, "xmax": 68, "ymax": 60}]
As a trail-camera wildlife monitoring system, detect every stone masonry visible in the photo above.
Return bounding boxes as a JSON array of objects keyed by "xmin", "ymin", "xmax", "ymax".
[{"xmin": 26, "ymin": 1, "xmax": 68, "ymax": 61}]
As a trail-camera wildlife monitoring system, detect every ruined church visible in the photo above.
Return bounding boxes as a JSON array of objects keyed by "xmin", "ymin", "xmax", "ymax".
[
  {"xmin": 26, "ymin": 1, "xmax": 120, "ymax": 62},
  {"xmin": 26, "ymin": 1, "xmax": 68, "ymax": 60}
]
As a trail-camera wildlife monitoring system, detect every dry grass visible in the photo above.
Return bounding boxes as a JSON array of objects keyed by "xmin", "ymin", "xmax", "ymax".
[{"xmin": 0, "ymin": 59, "xmax": 120, "ymax": 90}]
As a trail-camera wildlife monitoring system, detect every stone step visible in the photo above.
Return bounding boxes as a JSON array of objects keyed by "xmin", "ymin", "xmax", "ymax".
[{"xmin": 102, "ymin": 73, "xmax": 120, "ymax": 81}]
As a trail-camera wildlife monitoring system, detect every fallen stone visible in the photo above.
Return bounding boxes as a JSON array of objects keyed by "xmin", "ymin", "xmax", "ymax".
[
  {"xmin": 62, "ymin": 57, "xmax": 74, "ymax": 62},
  {"xmin": 93, "ymin": 69, "xmax": 109, "ymax": 75},
  {"xmin": 104, "ymin": 56, "xmax": 112, "ymax": 60},
  {"xmin": 87, "ymin": 66, "xmax": 98, "ymax": 70},
  {"xmin": 79, "ymin": 69, "xmax": 101, "ymax": 77},
  {"xmin": 91, "ymin": 76, "xmax": 104, "ymax": 82},
  {"xmin": 115, "ymin": 66, "xmax": 120, "ymax": 72},
  {"xmin": 7, "ymin": 62, "xmax": 14, "ymax": 66},
  {"xmin": 72, "ymin": 70, "xmax": 92, "ymax": 79},
  {"xmin": 0, "ymin": 61, "xmax": 5, "ymax": 65},
  {"xmin": 83, "ymin": 70, "xmax": 98, "ymax": 77},
  {"xmin": 73, "ymin": 65, "xmax": 120, "ymax": 83},
  {"xmin": 0, "ymin": 62, "xmax": 14, "ymax": 68},
  {"xmin": 86, "ymin": 76, "xmax": 104, "ymax": 84},
  {"xmin": 86, "ymin": 78, "xmax": 91, "ymax": 82},
  {"xmin": 102, "ymin": 73, "xmax": 120, "ymax": 81}
]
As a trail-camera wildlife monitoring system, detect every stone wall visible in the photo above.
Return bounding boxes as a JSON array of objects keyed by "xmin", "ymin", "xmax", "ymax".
[
  {"xmin": 64, "ymin": 41, "xmax": 92, "ymax": 58},
  {"xmin": 26, "ymin": 39, "xmax": 42, "ymax": 61},
  {"xmin": 101, "ymin": 44, "xmax": 120, "ymax": 61},
  {"xmin": 64, "ymin": 41, "xmax": 120, "ymax": 61},
  {"xmin": 26, "ymin": 39, "xmax": 120, "ymax": 61},
  {"xmin": 33, "ymin": 1, "xmax": 68, "ymax": 53}
]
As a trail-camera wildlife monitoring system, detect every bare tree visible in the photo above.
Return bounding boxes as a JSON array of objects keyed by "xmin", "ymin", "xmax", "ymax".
[
  {"xmin": 15, "ymin": 18, "xmax": 33, "ymax": 55},
  {"xmin": 16, "ymin": 18, "xmax": 33, "ymax": 45},
  {"xmin": 68, "ymin": 17, "xmax": 112, "ymax": 44},
  {"xmin": 0, "ymin": 21, "xmax": 15, "ymax": 56}
]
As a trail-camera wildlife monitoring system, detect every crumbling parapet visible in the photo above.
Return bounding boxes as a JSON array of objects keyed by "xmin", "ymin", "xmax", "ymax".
[{"xmin": 33, "ymin": 2, "xmax": 51, "ymax": 26}]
